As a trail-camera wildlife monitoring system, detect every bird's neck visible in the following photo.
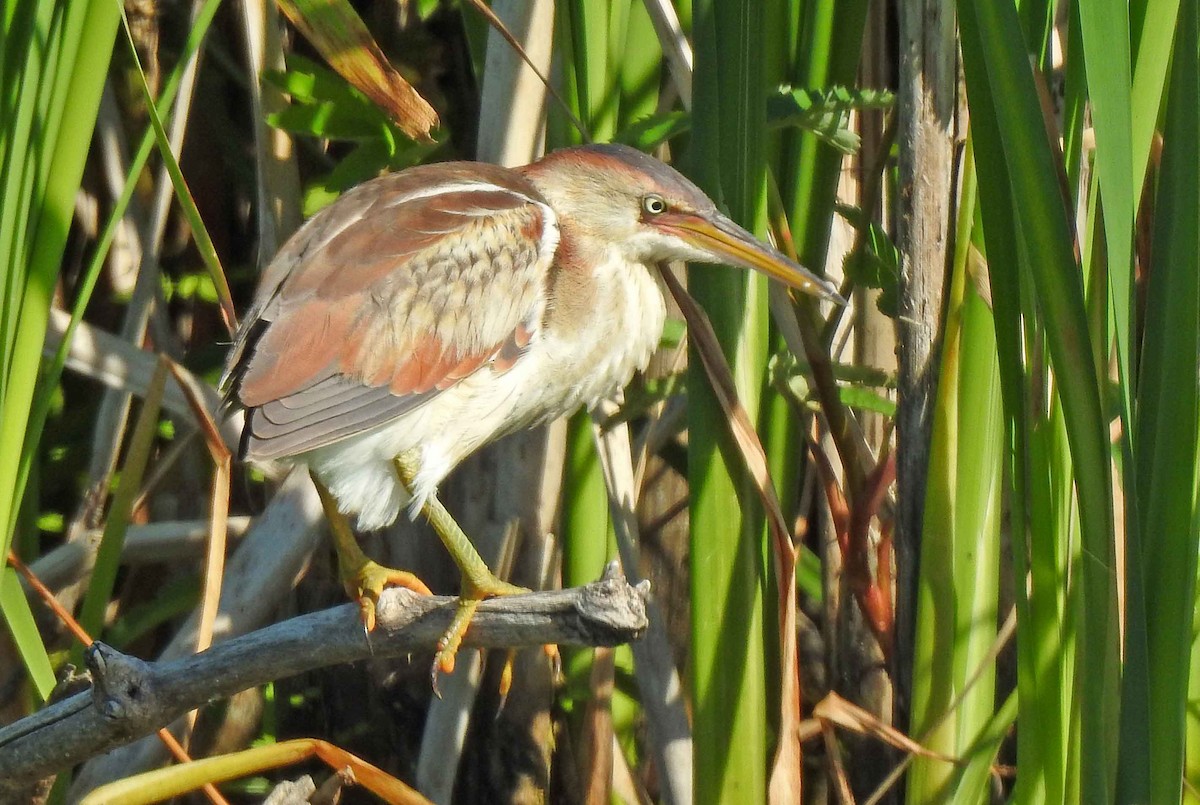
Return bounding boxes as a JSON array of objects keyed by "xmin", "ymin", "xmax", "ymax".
[{"xmin": 541, "ymin": 223, "xmax": 668, "ymax": 406}]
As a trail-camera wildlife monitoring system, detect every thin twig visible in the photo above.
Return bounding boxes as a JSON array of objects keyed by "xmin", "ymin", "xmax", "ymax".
[
  {"xmin": 8, "ymin": 551, "xmax": 91, "ymax": 646},
  {"xmin": 28, "ymin": 517, "xmax": 252, "ymax": 592},
  {"xmin": 463, "ymin": 0, "xmax": 591, "ymax": 143},
  {"xmin": 639, "ymin": 0, "xmax": 693, "ymax": 108},
  {"xmin": 6, "ymin": 552, "xmax": 229, "ymax": 805}
]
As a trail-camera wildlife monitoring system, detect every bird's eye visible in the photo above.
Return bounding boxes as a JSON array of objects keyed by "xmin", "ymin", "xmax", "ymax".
[{"xmin": 642, "ymin": 195, "xmax": 667, "ymax": 215}]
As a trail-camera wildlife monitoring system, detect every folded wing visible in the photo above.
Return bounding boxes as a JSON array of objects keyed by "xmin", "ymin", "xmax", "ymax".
[{"xmin": 223, "ymin": 162, "xmax": 558, "ymax": 461}]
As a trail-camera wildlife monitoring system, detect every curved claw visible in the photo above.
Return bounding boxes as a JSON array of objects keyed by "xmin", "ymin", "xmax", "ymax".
[
  {"xmin": 431, "ymin": 597, "xmax": 480, "ymax": 694},
  {"xmin": 543, "ymin": 643, "xmax": 562, "ymax": 682},
  {"xmin": 498, "ymin": 650, "xmax": 516, "ymax": 701},
  {"xmin": 346, "ymin": 561, "xmax": 433, "ymax": 632},
  {"xmin": 430, "ymin": 579, "xmax": 531, "ymax": 693}
]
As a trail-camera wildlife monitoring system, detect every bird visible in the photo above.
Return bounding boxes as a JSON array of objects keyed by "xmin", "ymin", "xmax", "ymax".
[{"xmin": 221, "ymin": 143, "xmax": 842, "ymax": 677}]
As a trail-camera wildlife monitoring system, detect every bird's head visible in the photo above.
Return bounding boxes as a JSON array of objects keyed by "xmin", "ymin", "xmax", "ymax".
[{"xmin": 523, "ymin": 143, "xmax": 843, "ymax": 303}]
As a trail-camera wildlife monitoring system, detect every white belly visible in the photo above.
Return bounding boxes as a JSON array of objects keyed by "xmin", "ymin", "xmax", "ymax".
[{"xmin": 304, "ymin": 260, "xmax": 667, "ymax": 530}]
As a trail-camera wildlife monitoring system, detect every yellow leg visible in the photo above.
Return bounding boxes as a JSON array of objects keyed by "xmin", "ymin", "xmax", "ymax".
[
  {"xmin": 393, "ymin": 452, "xmax": 528, "ymax": 678},
  {"xmin": 311, "ymin": 472, "xmax": 432, "ymax": 631}
]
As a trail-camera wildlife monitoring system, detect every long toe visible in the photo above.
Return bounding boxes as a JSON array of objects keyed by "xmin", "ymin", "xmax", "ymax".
[
  {"xmin": 433, "ymin": 597, "xmax": 481, "ymax": 688},
  {"xmin": 431, "ymin": 579, "xmax": 530, "ymax": 690},
  {"xmin": 348, "ymin": 560, "xmax": 433, "ymax": 632}
]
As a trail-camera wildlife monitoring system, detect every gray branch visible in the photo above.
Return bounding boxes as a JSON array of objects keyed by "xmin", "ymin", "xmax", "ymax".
[{"xmin": 0, "ymin": 567, "xmax": 648, "ymax": 795}]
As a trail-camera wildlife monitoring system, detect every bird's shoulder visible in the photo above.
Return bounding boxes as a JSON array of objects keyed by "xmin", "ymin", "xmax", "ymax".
[
  {"xmin": 251, "ymin": 161, "xmax": 554, "ymax": 308},
  {"xmin": 223, "ymin": 161, "xmax": 559, "ymax": 387}
]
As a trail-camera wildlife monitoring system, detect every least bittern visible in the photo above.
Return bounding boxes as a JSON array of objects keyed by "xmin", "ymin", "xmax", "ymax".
[{"xmin": 221, "ymin": 144, "xmax": 840, "ymax": 677}]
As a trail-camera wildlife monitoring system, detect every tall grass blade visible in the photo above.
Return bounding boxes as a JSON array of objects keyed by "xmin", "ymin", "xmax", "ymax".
[
  {"xmin": 0, "ymin": 565, "xmax": 53, "ymax": 700},
  {"xmin": 616, "ymin": 0, "xmax": 660, "ymax": 130},
  {"xmin": 958, "ymin": 1, "xmax": 1120, "ymax": 799},
  {"xmin": 117, "ymin": 8, "xmax": 237, "ymax": 334},
  {"xmin": 0, "ymin": 0, "xmax": 119, "ymax": 695},
  {"xmin": 908, "ymin": 147, "xmax": 1004, "ymax": 804},
  {"xmin": 568, "ymin": 0, "xmax": 616, "ymax": 142},
  {"xmin": 1076, "ymin": 0, "xmax": 1136, "ymax": 456},
  {"xmin": 689, "ymin": 0, "xmax": 772, "ymax": 800},
  {"xmin": 74, "ymin": 357, "xmax": 169, "ymax": 656},
  {"xmin": 958, "ymin": 7, "xmax": 1069, "ymax": 803},
  {"xmin": 1188, "ymin": 557, "xmax": 1200, "ymax": 800},
  {"xmin": 1130, "ymin": 3, "xmax": 1200, "ymax": 798},
  {"xmin": 1130, "ymin": 0, "xmax": 1180, "ymax": 186},
  {"xmin": 561, "ymin": 412, "xmax": 613, "ymax": 587},
  {"xmin": 15, "ymin": 0, "xmax": 223, "ymax": 520}
]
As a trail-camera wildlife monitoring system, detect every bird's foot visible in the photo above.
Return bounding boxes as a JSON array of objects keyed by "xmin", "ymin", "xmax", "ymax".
[
  {"xmin": 343, "ymin": 558, "xmax": 433, "ymax": 632},
  {"xmin": 432, "ymin": 572, "xmax": 529, "ymax": 690}
]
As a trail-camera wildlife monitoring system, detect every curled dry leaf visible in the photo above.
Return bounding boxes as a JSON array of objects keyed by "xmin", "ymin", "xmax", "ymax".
[
  {"xmin": 275, "ymin": 0, "xmax": 439, "ymax": 142},
  {"xmin": 807, "ymin": 692, "xmax": 958, "ymax": 765}
]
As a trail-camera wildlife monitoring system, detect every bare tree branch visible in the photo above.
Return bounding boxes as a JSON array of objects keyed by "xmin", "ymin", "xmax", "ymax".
[{"xmin": 0, "ymin": 567, "xmax": 648, "ymax": 796}]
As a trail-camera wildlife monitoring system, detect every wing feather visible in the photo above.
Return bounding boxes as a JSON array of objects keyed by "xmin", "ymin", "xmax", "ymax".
[
  {"xmin": 224, "ymin": 162, "xmax": 558, "ymax": 462},
  {"xmin": 244, "ymin": 382, "xmax": 427, "ymax": 460}
]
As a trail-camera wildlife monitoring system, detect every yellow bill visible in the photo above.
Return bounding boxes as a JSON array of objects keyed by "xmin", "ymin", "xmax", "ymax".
[{"xmin": 663, "ymin": 211, "xmax": 846, "ymax": 305}]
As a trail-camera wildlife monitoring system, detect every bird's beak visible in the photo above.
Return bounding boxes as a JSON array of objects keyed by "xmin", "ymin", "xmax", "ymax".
[{"xmin": 660, "ymin": 211, "xmax": 846, "ymax": 305}]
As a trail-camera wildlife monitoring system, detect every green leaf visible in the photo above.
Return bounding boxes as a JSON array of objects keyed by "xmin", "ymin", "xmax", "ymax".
[
  {"xmin": 268, "ymin": 102, "xmax": 390, "ymax": 141},
  {"xmin": 302, "ymin": 140, "xmax": 391, "ymax": 215},
  {"xmin": 1127, "ymin": 3, "xmax": 1200, "ymax": 799},
  {"xmin": 0, "ymin": 567, "xmax": 54, "ymax": 701},
  {"xmin": 264, "ymin": 55, "xmax": 394, "ymax": 141},
  {"xmin": 766, "ymin": 85, "xmax": 894, "ymax": 154},
  {"xmin": 274, "ymin": 0, "xmax": 439, "ymax": 141},
  {"xmin": 842, "ymin": 220, "xmax": 900, "ymax": 316},
  {"xmin": 836, "ymin": 385, "xmax": 896, "ymax": 417},
  {"xmin": 796, "ymin": 546, "xmax": 822, "ymax": 602},
  {"xmin": 616, "ymin": 111, "xmax": 690, "ymax": 151},
  {"xmin": 613, "ymin": 85, "xmax": 893, "ymax": 157},
  {"xmin": 959, "ymin": 0, "xmax": 1121, "ymax": 799}
]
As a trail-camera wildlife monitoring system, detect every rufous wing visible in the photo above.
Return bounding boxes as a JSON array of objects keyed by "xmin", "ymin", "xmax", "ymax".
[{"xmin": 223, "ymin": 162, "xmax": 557, "ymax": 461}]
